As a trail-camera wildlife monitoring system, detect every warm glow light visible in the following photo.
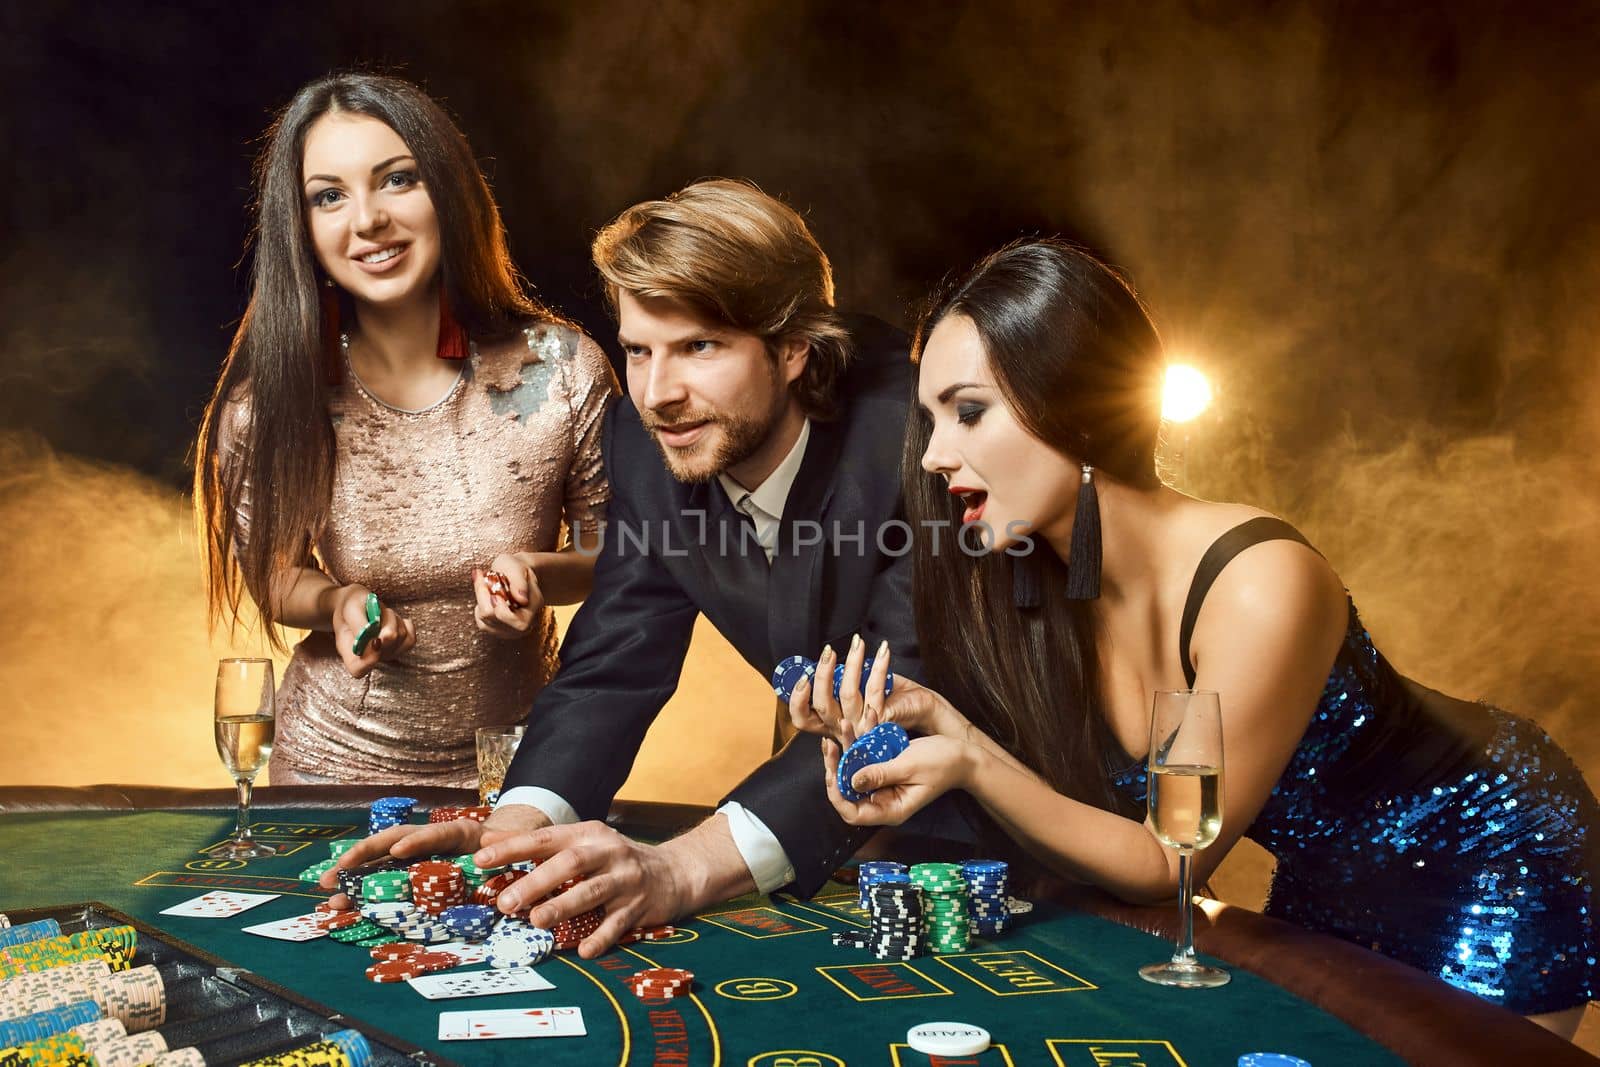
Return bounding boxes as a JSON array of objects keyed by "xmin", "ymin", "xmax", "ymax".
[{"xmin": 1163, "ymin": 364, "xmax": 1212, "ymax": 423}]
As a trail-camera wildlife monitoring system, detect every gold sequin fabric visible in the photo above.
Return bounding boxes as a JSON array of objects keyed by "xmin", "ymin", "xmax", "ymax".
[{"xmin": 231, "ymin": 323, "xmax": 615, "ymax": 785}]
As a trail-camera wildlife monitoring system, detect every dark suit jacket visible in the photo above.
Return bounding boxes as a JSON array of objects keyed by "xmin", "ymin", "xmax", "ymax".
[{"xmin": 504, "ymin": 314, "xmax": 921, "ymax": 897}]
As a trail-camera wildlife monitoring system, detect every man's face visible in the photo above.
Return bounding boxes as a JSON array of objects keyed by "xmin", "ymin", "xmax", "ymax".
[{"xmin": 618, "ymin": 291, "xmax": 794, "ymax": 483}]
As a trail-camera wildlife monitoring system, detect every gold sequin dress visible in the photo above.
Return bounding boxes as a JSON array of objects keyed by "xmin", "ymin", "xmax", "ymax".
[{"xmin": 227, "ymin": 323, "xmax": 615, "ymax": 786}]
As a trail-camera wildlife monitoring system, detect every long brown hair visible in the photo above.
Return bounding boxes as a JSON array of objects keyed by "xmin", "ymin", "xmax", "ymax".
[
  {"xmin": 590, "ymin": 178, "xmax": 853, "ymax": 421},
  {"xmin": 195, "ymin": 73, "xmax": 554, "ymax": 646},
  {"xmin": 905, "ymin": 238, "xmax": 1165, "ymax": 814}
]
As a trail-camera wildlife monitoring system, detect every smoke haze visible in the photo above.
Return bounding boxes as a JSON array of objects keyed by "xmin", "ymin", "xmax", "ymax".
[{"xmin": 1, "ymin": 3, "xmax": 1595, "ymax": 899}]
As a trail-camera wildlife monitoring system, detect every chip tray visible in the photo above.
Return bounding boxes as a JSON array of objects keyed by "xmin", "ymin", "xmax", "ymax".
[{"xmin": 4, "ymin": 902, "xmax": 458, "ymax": 1067}]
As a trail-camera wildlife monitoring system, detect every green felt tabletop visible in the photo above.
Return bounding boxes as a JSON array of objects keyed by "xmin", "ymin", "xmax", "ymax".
[{"xmin": 0, "ymin": 809, "xmax": 1401, "ymax": 1067}]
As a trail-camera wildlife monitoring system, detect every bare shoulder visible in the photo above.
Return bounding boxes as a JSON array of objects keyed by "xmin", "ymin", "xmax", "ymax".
[{"xmin": 1185, "ymin": 502, "xmax": 1347, "ymax": 645}]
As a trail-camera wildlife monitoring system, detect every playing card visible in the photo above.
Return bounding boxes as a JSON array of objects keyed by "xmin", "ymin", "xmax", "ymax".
[
  {"xmin": 241, "ymin": 912, "xmax": 329, "ymax": 941},
  {"xmin": 160, "ymin": 891, "xmax": 279, "ymax": 918},
  {"xmin": 437, "ymin": 1007, "xmax": 586, "ymax": 1040},
  {"xmin": 407, "ymin": 969, "xmax": 554, "ymax": 1000}
]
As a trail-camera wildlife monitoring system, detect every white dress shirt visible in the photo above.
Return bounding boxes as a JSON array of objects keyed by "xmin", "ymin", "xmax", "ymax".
[{"xmin": 498, "ymin": 419, "xmax": 813, "ymax": 893}]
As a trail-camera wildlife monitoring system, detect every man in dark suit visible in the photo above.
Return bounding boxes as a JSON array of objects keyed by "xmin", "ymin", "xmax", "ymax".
[{"xmin": 329, "ymin": 179, "xmax": 920, "ymax": 954}]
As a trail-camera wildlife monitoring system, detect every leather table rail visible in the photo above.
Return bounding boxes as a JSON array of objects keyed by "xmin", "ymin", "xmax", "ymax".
[{"xmin": 0, "ymin": 785, "xmax": 1591, "ymax": 1064}]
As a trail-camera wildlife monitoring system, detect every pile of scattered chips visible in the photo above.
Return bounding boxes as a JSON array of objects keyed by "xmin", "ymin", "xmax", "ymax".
[
  {"xmin": 364, "ymin": 944, "xmax": 461, "ymax": 983},
  {"xmin": 366, "ymin": 796, "xmax": 417, "ymax": 836},
  {"xmin": 622, "ymin": 967, "xmax": 694, "ymax": 1001},
  {"xmin": 911, "ymin": 863, "xmax": 970, "ymax": 954},
  {"xmin": 836, "ymin": 723, "xmax": 910, "ymax": 803},
  {"xmin": 961, "ymin": 860, "xmax": 1010, "ymax": 938}
]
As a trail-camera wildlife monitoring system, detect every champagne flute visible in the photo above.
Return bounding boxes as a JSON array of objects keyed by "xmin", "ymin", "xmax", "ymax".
[
  {"xmin": 214, "ymin": 658, "xmax": 277, "ymax": 859},
  {"xmin": 1139, "ymin": 688, "xmax": 1229, "ymax": 987}
]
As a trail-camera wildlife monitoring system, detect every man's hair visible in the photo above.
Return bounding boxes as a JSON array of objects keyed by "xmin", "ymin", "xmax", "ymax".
[{"xmin": 591, "ymin": 178, "xmax": 853, "ymax": 420}]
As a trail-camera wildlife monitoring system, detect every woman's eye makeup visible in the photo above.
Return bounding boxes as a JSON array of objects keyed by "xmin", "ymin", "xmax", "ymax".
[{"xmin": 956, "ymin": 402, "xmax": 986, "ymax": 425}]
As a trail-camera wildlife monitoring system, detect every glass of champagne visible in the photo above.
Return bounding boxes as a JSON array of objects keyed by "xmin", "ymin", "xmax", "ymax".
[
  {"xmin": 214, "ymin": 658, "xmax": 277, "ymax": 859},
  {"xmin": 1139, "ymin": 688, "xmax": 1229, "ymax": 987}
]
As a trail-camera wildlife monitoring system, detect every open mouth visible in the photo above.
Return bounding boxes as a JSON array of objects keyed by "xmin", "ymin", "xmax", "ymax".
[
  {"xmin": 958, "ymin": 490, "xmax": 988, "ymax": 524},
  {"xmin": 352, "ymin": 243, "xmax": 410, "ymax": 273}
]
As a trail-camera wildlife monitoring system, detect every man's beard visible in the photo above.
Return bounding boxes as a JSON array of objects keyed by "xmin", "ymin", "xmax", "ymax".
[{"xmin": 643, "ymin": 402, "xmax": 783, "ymax": 485}]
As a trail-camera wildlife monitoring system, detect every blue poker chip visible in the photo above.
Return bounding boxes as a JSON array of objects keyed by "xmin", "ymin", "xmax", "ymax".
[
  {"xmin": 1238, "ymin": 1056, "xmax": 1312, "ymax": 1067},
  {"xmin": 836, "ymin": 722, "xmax": 910, "ymax": 802},
  {"xmin": 772, "ymin": 656, "xmax": 817, "ymax": 702},
  {"xmin": 832, "ymin": 658, "xmax": 895, "ymax": 701}
]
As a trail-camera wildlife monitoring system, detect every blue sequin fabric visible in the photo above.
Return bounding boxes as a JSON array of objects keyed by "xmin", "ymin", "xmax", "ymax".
[{"xmin": 1114, "ymin": 601, "xmax": 1600, "ymax": 1014}]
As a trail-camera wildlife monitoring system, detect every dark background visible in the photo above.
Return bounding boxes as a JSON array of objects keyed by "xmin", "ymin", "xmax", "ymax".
[{"xmin": 1, "ymin": 1, "xmax": 1597, "ymax": 766}]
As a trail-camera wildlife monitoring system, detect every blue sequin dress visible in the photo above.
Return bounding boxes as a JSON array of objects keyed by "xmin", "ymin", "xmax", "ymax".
[{"xmin": 1112, "ymin": 518, "xmax": 1599, "ymax": 1014}]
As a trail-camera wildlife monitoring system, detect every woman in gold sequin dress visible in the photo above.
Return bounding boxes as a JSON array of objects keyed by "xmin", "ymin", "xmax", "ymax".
[{"xmin": 195, "ymin": 74, "xmax": 617, "ymax": 786}]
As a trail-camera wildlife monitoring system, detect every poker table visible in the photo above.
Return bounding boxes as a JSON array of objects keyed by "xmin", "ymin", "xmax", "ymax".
[{"xmin": 0, "ymin": 787, "xmax": 1591, "ymax": 1067}]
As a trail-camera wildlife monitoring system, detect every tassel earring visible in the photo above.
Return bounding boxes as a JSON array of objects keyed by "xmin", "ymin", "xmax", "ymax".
[
  {"xmin": 1065, "ymin": 463, "xmax": 1101, "ymax": 600},
  {"xmin": 319, "ymin": 278, "xmax": 343, "ymax": 386},
  {"xmin": 1011, "ymin": 541, "xmax": 1042, "ymax": 609},
  {"xmin": 436, "ymin": 287, "xmax": 469, "ymax": 360}
]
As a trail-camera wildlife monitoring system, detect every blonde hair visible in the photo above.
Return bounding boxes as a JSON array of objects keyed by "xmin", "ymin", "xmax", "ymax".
[{"xmin": 591, "ymin": 178, "xmax": 853, "ymax": 420}]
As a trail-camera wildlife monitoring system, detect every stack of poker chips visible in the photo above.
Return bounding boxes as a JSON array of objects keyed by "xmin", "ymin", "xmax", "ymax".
[
  {"xmin": 334, "ymin": 858, "xmax": 406, "ymax": 906},
  {"xmin": 960, "ymin": 860, "xmax": 1011, "ymax": 938},
  {"xmin": 622, "ymin": 967, "xmax": 694, "ymax": 1001},
  {"xmin": 910, "ymin": 863, "xmax": 970, "ymax": 954},
  {"xmin": 408, "ymin": 861, "xmax": 467, "ymax": 917},
  {"xmin": 864, "ymin": 876, "xmax": 925, "ymax": 960},
  {"xmin": 771, "ymin": 653, "xmax": 897, "ymax": 704},
  {"xmin": 237, "ymin": 1028, "xmax": 371, "ymax": 1067},
  {"xmin": 856, "ymin": 861, "xmax": 908, "ymax": 911},
  {"xmin": 450, "ymin": 854, "xmax": 501, "ymax": 892},
  {"xmin": 485, "ymin": 920, "xmax": 555, "ymax": 970},
  {"xmin": 835, "ymin": 723, "xmax": 910, "ymax": 803},
  {"xmin": 1, "ymin": 927, "xmax": 138, "ymax": 977},
  {"xmin": 0, "ymin": 922, "xmax": 60, "ymax": 951},
  {"xmin": 0, "ymin": 962, "xmax": 167, "ymax": 1035},
  {"xmin": 366, "ymin": 796, "xmax": 417, "ymax": 836},
  {"xmin": 0, "ymin": 999, "xmax": 100, "ymax": 1048},
  {"xmin": 471, "ymin": 868, "xmax": 527, "ymax": 907},
  {"xmin": 425, "ymin": 806, "xmax": 494, "ymax": 824},
  {"xmin": 546, "ymin": 879, "xmax": 606, "ymax": 950},
  {"xmin": 438, "ymin": 906, "xmax": 497, "ymax": 943}
]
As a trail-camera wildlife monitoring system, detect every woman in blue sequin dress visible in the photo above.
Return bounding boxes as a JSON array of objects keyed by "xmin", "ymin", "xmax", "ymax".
[{"xmin": 790, "ymin": 239, "xmax": 1599, "ymax": 1035}]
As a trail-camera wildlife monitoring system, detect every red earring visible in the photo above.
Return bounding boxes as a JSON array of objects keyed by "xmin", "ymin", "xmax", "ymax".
[
  {"xmin": 437, "ymin": 287, "xmax": 469, "ymax": 361},
  {"xmin": 319, "ymin": 279, "xmax": 343, "ymax": 386}
]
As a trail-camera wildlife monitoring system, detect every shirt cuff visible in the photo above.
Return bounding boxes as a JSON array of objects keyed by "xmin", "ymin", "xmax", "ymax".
[
  {"xmin": 717, "ymin": 801, "xmax": 797, "ymax": 894},
  {"xmin": 495, "ymin": 786, "xmax": 580, "ymax": 826}
]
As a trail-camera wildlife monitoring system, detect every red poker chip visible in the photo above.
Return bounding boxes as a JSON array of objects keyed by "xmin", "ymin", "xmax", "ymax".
[
  {"xmin": 318, "ymin": 910, "xmax": 366, "ymax": 931},
  {"xmin": 459, "ymin": 806, "xmax": 493, "ymax": 822},
  {"xmin": 315, "ymin": 901, "xmax": 353, "ymax": 915},
  {"xmin": 365, "ymin": 959, "xmax": 424, "ymax": 982},
  {"xmin": 411, "ymin": 951, "xmax": 462, "ymax": 973},
  {"xmin": 629, "ymin": 967, "xmax": 693, "ymax": 986},
  {"xmin": 370, "ymin": 943, "xmax": 424, "ymax": 960}
]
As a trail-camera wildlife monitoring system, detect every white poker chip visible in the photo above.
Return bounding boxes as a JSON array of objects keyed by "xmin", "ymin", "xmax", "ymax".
[{"xmin": 907, "ymin": 1021, "xmax": 991, "ymax": 1057}]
